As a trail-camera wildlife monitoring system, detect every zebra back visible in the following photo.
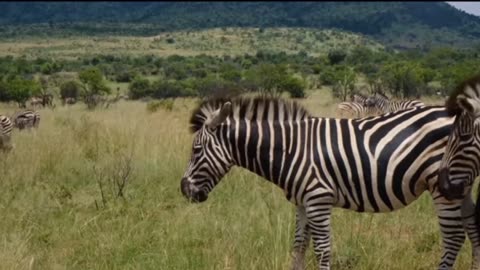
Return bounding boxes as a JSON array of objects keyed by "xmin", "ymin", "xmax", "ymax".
[
  {"xmin": 0, "ymin": 115, "xmax": 13, "ymax": 137},
  {"xmin": 12, "ymin": 110, "xmax": 40, "ymax": 130}
]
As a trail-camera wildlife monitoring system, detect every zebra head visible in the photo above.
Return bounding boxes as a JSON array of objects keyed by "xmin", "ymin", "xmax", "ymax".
[
  {"xmin": 438, "ymin": 75, "xmax": 480, "ymax": 200},
  {"xmin": 181, "ymin": 101, "xmax": 234, "ymax": 203}
]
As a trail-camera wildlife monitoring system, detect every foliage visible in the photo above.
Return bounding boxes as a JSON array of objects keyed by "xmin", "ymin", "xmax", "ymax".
[
  {"xmin": 280, "ymin": 76, "xmax": 306, "ymax": 98},
  {"xmin": 60, "ymin": 80, "xmax": 82, "ymax": 99},
  {"xmin": 2, "ymin": 2, "xmax": 480, "ymax": 48}
]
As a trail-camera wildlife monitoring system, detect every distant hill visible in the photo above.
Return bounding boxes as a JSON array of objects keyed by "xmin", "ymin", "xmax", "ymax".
[{"xmin": 1, "ymin": 2, "xmax": 480, "ymax": 49}]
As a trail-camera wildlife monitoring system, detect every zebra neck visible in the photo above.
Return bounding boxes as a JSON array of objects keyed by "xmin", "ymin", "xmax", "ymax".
[{"xmin": 227, "ymin": 119, "xmax": 297, "ymax": 187}]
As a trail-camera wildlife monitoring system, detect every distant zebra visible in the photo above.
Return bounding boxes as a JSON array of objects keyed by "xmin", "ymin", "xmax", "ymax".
[
  {"xmin": 0, "ymin": 115, "xmax": 13, "ymax": 137},
  {"xmin": 12, "ymin": 110, "xmax": 40, "ymax": 130},
  {"xmin": 367, "ymin": 92, "xmax": 425, "ymax": 113},
  {"xmin": 180, "ymin": 96, "xmax": 480, "ymax": 270},
  {"xmin": 336, "ymin": 101, "xmax": 379, "ymax": 118},
  {"xmin": 351, "ymin": 93, "xmax": 368, "ymax": 104}
]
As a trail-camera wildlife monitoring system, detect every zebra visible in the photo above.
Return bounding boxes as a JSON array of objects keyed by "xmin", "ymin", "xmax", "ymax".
[
  {"xmin": 351, "ymin": 93, "xmax": 368, "ymax": 104},
  {"xmin": 335, "ymin": 101, "xmax": 379, "ymax": 118},
  {"xmin": 437, "ymin": 74, "xmax": 480, "ymax": 243},
  {"xmin": 367, "ymin": 92, "xmax": 425, "ymax": 114},
  {"xmin": 0, "ymin": 115, "xmax": 13, "ymax": 137},
  {"xmin": 180, "ymin": 95, "xmax": 480, "ymax": 270},
  {"xmin": 12, "ymin": 110, "xmax": 40, "ymax": 130}
]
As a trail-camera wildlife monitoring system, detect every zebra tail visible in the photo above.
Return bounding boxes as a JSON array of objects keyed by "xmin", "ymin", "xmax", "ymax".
[{"xmin": 475, "ymin": 181, "xmax": 480, "ymax": 234}]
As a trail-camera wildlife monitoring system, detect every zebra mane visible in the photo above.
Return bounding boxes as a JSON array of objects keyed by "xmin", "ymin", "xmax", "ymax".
[
  {"xmin": 375, "ymin": 92, "xmax": 389, "ymax": 100},
  {"xmin": 446, "ymin": 74, "xmax": 480, "ymax": 116},
  {"xmin": 189, "ymin": 96, "xmax": 311, "ymax": 133}
]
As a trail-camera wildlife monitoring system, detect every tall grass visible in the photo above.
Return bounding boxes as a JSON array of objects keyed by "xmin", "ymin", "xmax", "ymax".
[{"xmin": 0, "ymin": 90, "xmax": 471, "ymax": 270}]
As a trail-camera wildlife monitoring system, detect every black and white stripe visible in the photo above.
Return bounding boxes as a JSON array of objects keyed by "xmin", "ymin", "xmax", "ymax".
[
  {"xmin": 336, "ymin": 101, "xmax": 379, "ymax": 118},
  {"xmin": 180, "ymin": 96, "xmax": 480, "ymax": 270},
  {"xmin": 368, "ymin": 92, "xmax": 425, "ymax": 113},
  {"xmin": 0, "ymin": 115, "xmax": 13, "ymax": 137},
  {"xmin": 12, "ymin": 110, "xmax": 40, "ymax": 130}
]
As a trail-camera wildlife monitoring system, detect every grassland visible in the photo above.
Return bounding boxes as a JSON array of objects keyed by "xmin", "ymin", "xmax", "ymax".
[
  {"xmin": 0, "ymin": 87, "xmax": 472, "ymax": 270},
  {"xmin": 0, "ymin": 28, "xmax": 383, "ymax": 60}
]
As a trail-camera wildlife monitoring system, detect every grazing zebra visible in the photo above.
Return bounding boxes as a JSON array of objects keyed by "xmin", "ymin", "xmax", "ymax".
[
  {"xmin": 335, "ymin": 101, "xmax": 379, "ymax": 118},
  {"xmin": 12, "ymin": 110, "xmax": 40, "ymax": 130},
  {"xmin": 180, "ymin": 96, "xmax": 480, "ymax": 270},
  {"xmin": 0, "ymin": 115, "xmax": 13, "ymax": 137},
  {"xmin": 367, "ymin": 92, "xmax": 425, "ymax": 113}
]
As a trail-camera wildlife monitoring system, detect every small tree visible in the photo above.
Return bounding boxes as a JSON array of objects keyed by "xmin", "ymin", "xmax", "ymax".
[
  {"xmin": 128, "ymin": 77, "xmax": 151, "ymax": 99},
  {"xmin": 60, "ymin": 80, "xmax": 81, "ymax": 100},
  {"xmin": 332, "ymin": 66, "xmax": 356, "ymax": 101},
  {"xmin": 79, "ymin": 67, "xmax": 111, "ymax": 109},
  {"xmin": 280, "ymin": 76, "xmax": 306, "ymax": 98},
  {"xmin": 8, "ymin": 78, "xmax": 41, "ymax": 107}
]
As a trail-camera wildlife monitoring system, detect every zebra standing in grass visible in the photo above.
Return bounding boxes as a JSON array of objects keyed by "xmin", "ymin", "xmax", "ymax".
[
  {"xmin": 367, "ymin": 92, "xmax": 425, "ymax": 113},
  {"xmin": 12, "ymin": 110, "xmax": 40, "ymax": 130},
  {"xmin": 180, "ymin": 95, "xmax": 480, "ymax": 270},
  {"xmin": 0, "ymin": 115, "xmax": 13, "ymax": 151},
  {"xmin": 0, "ymin": 115, "xmax": 13, "ymax": 137},
  {"xmin": 437, "ymin": 74, "xmax": 480, "ymax": 250}
]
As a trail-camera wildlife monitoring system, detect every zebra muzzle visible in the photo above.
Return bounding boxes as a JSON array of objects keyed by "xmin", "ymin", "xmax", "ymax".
[
  {"xmin": 438, "ymin": 168, "xmax": 466, "ymax": 201},
  {"xmin": 181, "ymin": 178, "xmax": 208, "ymax": 203}
]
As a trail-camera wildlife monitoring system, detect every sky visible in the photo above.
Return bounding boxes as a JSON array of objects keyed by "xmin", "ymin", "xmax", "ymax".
[{"xmin": 447, "ymin": 2, "xmax": 480, "ymax": 16}]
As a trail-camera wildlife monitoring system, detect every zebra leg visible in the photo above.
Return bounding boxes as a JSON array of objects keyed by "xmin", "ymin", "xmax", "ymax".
[
  {"xmin": 460, "ymin": 194, "xmax": 480, "ymax": 270},
  {"xmin": 434, "ymin": 198, "xmax": 466, "ymax": 270},
  {"xmin": 306, "ymin": 204, "xmax": 333, "ymax": 270},
  {"xmin": 291, "ymin": 205, "xmax": 310, "ymax": 270}
]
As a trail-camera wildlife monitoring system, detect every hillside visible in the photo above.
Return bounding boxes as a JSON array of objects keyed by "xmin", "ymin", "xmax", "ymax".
[
  {"xmin": 0, "ymin": 28, "xmax": 384, "ymax": 59},
  {"xmin": 1, "ymin": 2, "xmax": 480, "ymax": 49}
]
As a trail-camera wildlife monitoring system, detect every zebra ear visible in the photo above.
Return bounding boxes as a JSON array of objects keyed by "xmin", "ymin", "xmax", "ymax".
[
  {"xmin": 208, "ymin": 102, "xmax": 232, "ymax": 129},
  {"xmin": 457, "ymin": 94, "xmax": 480, "ymax": 117}
]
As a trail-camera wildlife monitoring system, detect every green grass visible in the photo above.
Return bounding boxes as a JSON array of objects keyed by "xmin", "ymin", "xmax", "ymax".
[
  {"xmin": 0, "ymin": 89, "xmax": 472, "ymax": 269},
  {"xmin": 0, "ymin": 27, "xmax": 384, "ymax": 59}
]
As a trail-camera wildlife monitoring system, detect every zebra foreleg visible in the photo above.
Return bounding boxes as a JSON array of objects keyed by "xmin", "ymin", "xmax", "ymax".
[
  {"xmin": 434, "ymin": 198, "xmax": 466, "ymax": 270},
  {"xmin": 306, "ymin": 204, "xmax": 333, "ymax": 270},
  {"xmin": 291, "ymin": 206, "xmax": 310, "ymax": 270},
  {"xmin": 460, "ymin": 194, "xmax": 480, "ymax": 270}
]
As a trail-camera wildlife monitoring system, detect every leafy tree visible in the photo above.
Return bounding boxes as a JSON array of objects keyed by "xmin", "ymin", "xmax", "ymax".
[
  {"xmin": 280, "ymin": 76, "xmax": 306, "ymax": 98},
  {"xmin": 327, "ymin": 49, "xmax": 347, "ymax": 65},
  {"xmin": 379, "ymin": 61, "xmax": 428, "ymax": 98},
  {"xmin": 7, "ymin": 78, "xmax": 41, "ymax": 106},
  {"xmin": 128, "ymin": 77, "xmax": 151, "ymax": 99},
  {"xmin": 78, "ymin": 67, "xmax": 110, "ymax": 109},
  {"xmin": 331, "ymin": 65, "xmax": 356, "ymax": 101},
  {"xmin": 60, "ymin": 80, "xmax": 82, "ymax": 99}
]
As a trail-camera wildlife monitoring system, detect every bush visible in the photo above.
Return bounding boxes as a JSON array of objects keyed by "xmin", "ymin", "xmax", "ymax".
[
  {"xmin": 281, "ymin": 76, "xmax": 306, "ymax": 98},
  {"xmin": 129, "ymin": 77, "xmax": 152, "ymax": 99},
  {"xmin": 60, "ymin": 80, "xmax": 82, "ymax": 99}
]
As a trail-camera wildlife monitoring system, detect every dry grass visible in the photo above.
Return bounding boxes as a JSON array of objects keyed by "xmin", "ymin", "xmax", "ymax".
[
  {"xmin": 0, "ymin": 90, "xmax": 470, "ymax": 270},
  {"xmin": 0, "ymin": 28, "xmax": 383, "ymax": 59}
]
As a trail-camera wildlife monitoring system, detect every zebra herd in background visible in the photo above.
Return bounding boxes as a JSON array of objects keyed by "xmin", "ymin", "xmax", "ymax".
[
  {"xmin": 0, "ymin": 110, "xmax": 40, "ymax": 151},
  {"xmin": 337, "ymin": 92, "xmax": 425, "ymax": 118}
]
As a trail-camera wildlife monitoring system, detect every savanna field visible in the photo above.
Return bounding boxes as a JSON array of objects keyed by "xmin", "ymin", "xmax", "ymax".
[
  {"xmin": 0, "ymin": 88, "xmax": 471, "ymax": 270},
  {"xmin": 1, "ymin": 5, "xmax": 480, "ymax": 268}
]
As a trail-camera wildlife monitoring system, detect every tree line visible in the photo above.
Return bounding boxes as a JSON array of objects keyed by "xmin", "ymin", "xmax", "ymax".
[{"xmin": 1, "ymin": 46, "xmax": 480, "ymax": 106}]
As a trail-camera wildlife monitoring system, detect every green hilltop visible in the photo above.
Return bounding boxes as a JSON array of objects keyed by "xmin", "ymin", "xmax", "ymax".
[{"xmin": 1, "ymin": 2, "xmax": 480, "ymax": 49}]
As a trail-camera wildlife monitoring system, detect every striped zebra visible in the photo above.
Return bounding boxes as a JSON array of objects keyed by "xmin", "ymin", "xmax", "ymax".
[
  {"xmin": 367, "ymin": 92, "xmax": 425, "ymax": 113},
  {"xmin": 438, "ymin": 74, "xmax": 480, "ymax": 232},
  {"xmin": 0, "ymin": 115, "xmax": 13, "ymax": 137},
  {"xmin": 12, "ymin": 110, "xmax": 40, "ymax": 130},
  {"xmin": 180, "ymin": 96, "xmax": 480, "ymax": 270},
  {"xmin": 335, "ymin": 101, "xmax": 379, "ymax": 118},
  {"xmin": 351, "ymin": 93, "xmax": 368, "ymax": 104}
]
